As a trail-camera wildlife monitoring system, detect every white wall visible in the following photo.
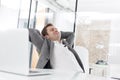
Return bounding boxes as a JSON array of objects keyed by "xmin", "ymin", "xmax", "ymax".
[
  {"xmin": 108, "ymin": 14, "xmax": 120, "ymax": 64},
  {"xmin": 78, "ymin": 0, "xmax": 120, "ymax": 13},
  {"xmin": 0, "ymin": 5, "xmax": 19, "ymax": 30},
  {"xmin": 0, "ymin": 0, "xmax": 31, "ymax": 30},
  {"xmin": 0, "ymin": 0, "xmax": 22, "ymax": 30},
  {"xmin": 0, "ymin": 0, "xmax": 1, "ymax": 6},
  {"xmin": 103, "ymin": 14, "xmax": 120, "ymax": 78}
]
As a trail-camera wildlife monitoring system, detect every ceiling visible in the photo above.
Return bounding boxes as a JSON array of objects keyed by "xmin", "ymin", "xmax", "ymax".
[
  {"xmin": 1, "ymin": 0, "xmax": 120, "ymax": 13},
  {"xmin": 77, "ymin": 0, "xmax": 120, "ymax": 13},
  {"xmin": 45, "ymin": 0, "xmax": 120, "ymax": 13},
  {"xmin": 40, "ymin": 0, "xmax": 75, "ymax": 12}
]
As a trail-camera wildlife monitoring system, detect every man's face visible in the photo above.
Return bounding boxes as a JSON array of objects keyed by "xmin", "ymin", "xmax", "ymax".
[{"xmin": 45, "ymin": 26, "xmax": 60, "ymax": 41}]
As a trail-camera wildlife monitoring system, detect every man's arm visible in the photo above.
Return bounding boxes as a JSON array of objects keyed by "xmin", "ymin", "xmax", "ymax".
[
  {"xmin": 29, "ymin": 29, "xmax": 44, "ymax": 51},
  {"xmin": 60, "ymin": 31, "xmax": 75, "ymax": 46}
]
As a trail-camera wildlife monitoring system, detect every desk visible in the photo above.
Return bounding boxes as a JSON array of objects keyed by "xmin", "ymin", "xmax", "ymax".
[
  {"xmin": 0, "ymin": 70, "xmax": 114, "ymax": 80},
  {"xmin": 89, "ymin": 63, "xmax": 109, "ymax": 77}
]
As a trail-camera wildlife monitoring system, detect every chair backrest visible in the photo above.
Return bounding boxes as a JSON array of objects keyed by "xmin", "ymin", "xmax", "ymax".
[{"xmin": 74, "ymin": 46, "xmax": 89, "ymax": 74}]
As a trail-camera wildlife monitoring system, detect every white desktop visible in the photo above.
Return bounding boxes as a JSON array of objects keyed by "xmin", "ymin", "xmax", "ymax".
[{"xmin": 0, "ymin": 70, "xmax": 115, "ymax": 80}]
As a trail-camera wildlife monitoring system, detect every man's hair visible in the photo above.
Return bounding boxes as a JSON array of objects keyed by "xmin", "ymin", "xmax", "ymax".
[{"xmin": 41, "ymin": 23, "xmax": 53, "ymax": 36}]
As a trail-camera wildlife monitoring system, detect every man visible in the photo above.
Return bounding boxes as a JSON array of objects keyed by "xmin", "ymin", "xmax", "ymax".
[{"xmin": 29, "ymin": 23, "xmax": 85, "ymax": 72}]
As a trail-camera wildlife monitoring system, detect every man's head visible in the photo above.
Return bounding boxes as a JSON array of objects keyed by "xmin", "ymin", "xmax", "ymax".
[{"xmin": 41, "ymin": 23, "xmax": 61, "ymax": 41}]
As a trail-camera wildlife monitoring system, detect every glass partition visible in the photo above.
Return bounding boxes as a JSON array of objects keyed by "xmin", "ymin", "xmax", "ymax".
[
  {"xmin": 0, "ymin": 0, "xmax": 78, "ymax": 68},
  {"xmin": 29, "ymin": 0, "xmax": 76, "ymax": 32},
  {"xmin": 17, "ymin": 0, "xmax": 32, "ymax": 28},
  {"xmin": 0, "ymin": 0, "xmax": 32, "ymax": 30},
  {"xmin": 29, "ymin": 0, "xmax": 77, "ymax": 68},
  {"xmin": 75, "ymin": 12, "xmax": 120, "ymax": 65}
]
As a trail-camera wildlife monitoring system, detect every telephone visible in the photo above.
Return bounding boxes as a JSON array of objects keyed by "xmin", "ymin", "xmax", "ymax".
[{"xmin": 96, "ymin": 60, "xmax": 107, "ymax": 65}]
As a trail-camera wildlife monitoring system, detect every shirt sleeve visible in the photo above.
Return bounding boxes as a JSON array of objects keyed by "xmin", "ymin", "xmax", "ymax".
[{"xmin": 29, "ymin": 28, "xmax": 44, "ymax": 51}]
